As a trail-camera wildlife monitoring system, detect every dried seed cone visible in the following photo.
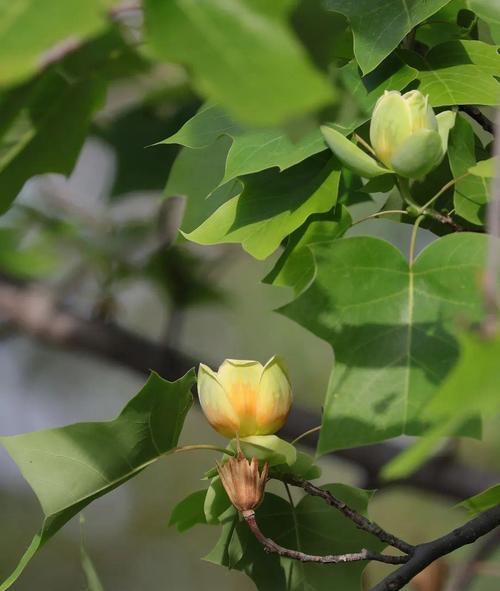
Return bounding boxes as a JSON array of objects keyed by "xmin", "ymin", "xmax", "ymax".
[{"xmin": 217, "ymin": 452, "xmax": 269, "ymax": 516}]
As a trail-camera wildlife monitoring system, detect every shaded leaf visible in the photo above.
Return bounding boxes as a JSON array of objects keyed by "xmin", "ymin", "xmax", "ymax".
[
  {"xmin": 264, "ymin": 205, "xmax": 352, "ymax": 295},
  {"xmin": 0, "ymin": 70, "xmax": 104, "ymax": 213},
  {"xmin": 184, "ymin": 152, "xmax": 341, "ymax": 260},
  {"xmin": 324, "ymin": 0, "xmax": 450, "ymax": 74},
  {"xmin": 0, "ymin": 370, "xmax": 195, "ymax": 590},
  {"xmin": 340, "ymin": 54, "xmax": 418, "ymax": 114},
  {"xmin": 282, "ymin": 233, "xmax": 487, "ymax": 453},
  {"xmin": 169, "ymin": 490, "xmax": 208, "ymax": 532},
  {"xmin": 144, "ymin": 0, "xmax": 333, "ymax": 125}
]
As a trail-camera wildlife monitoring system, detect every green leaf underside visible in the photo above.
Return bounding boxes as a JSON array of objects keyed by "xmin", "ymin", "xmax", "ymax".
[
  {"xmin": 281, "ymin": 233, "xmax": 487, "ymax": 453},
  {"xmin": 144, "ymin": 0, "xmax": 332, "ymax": 126},
  {"xmin": 340, "ymin": 54, "xmax": 418, "ymax": 113},
  {"xmin": 0, "ymin": 370, "xmax": 195, "ymax": 590},
  {"xmin": 206, "ymin": 484, "xmax": 383, "ymax": 591},
  {"xmin": 409, "ymin": 40, "xmax": 500, "ymax": 106},
  {"xmin": 0, "ymin": 0, "xmax": 118, "ymax": 86},
  {"xmin": 324, "ymin": 0, "xmax": 450, "ymax": 74},
  {"xmin": 184, "ymin": 152, "xmax": 342, "ymax": 260},
  {"xmin": 383, "ymin": 331, "xmax": 500, "ymax": 479},
  {"xmin": 448, "ymin": 115, "xmax": 490, "ymax": 225},
  {"xmin": 459, "ymin": 484, "xmax": 500, "ymax": 516},
  {"xmin": 162, "ymin": 103, "xmax": 327, "ymax": 184}
]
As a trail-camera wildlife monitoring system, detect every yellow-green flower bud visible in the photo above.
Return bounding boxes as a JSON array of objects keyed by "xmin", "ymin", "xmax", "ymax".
[
  {"xmin": 197, "ymin": 357, "xmax": 292, "ymax": 438},
  {"xmin": 369, "ymin": 90, "xmax": 455, "ymax": 179}
]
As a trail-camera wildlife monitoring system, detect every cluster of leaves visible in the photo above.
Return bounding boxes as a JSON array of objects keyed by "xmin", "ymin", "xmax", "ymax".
[{"xmin": 0, "ymin": 1, "xmax": 499, "ymax": 590}]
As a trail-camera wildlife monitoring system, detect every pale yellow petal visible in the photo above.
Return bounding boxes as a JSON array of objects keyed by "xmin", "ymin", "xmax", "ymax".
[
  {"xmin": 197, "ymin": 363, "xmax": 239, "ymax": 437},
  {"xmin": 217, "ymin": 359, "xmax": 263, "ymax": 437},
  {"xmin": 255, "ymin": 356, "xmax": 292, "ymax": 435}
]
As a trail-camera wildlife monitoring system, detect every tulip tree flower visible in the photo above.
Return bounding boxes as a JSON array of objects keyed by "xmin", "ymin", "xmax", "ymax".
[
  {"xmin": 197, "ymin": 357, "xmax": 292, "ymax": 438},
  {"xmin": 321, "ymin": 90, "xmax": 456, "ymax": 179}
]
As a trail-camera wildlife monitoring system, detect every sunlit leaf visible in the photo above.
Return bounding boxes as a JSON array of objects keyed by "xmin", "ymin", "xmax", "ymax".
[
  {"xmin": 0, "ymin": 370, "xmax": 195, "ymax": 590},
  {"xmin": 408, "ymin": 40, "xmax": 500, "ymax": 106}
]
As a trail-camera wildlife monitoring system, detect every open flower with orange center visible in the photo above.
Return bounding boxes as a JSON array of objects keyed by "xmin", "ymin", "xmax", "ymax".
[{"xmin": 197, "ymin": 357, "xmax": 292, "ymax": 438}]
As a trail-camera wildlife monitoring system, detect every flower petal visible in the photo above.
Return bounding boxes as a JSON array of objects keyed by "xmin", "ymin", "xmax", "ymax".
[
  {"xmin": 197, "ymin": 363, "xmax": 239, "ymax": 437},
  {"xmin": 390, "ymin": 129, "xmax": 443, "ymax": 179},
  {"xmin": 321, "ymin": 125, "xmax": 390, "ymax": 178},
  {"xmin": 217, "ymin": 359, "xmax": 263, "ymax": 437},
  {"xmin": 255, "ymin": 356, "xmax": 292, "ymax": 435},
  {"xmin": 370, "ymin": 91, "xmax": 413, "ymax": 167}
]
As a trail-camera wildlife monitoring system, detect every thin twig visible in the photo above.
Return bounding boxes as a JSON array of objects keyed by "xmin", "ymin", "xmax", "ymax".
[
  {"xmin": 352, "ymin": 210, "xmax": 408, "ymax": 227},
  {"xmin": 291, "ymin": 425, "xmax": 322, "ymax": 445},
  {"xmin": 459, "ymin": 106, "xmax": 494, "ymax": 135},
  {"xmin": 279, "ymin": 475, "xmax": 414, "ymax": 555},
  {"xmin": 370, "ymin": 504, "xmax": 500, "ymax": 591},
  {"xmin": 421, "ymin": 172, "xmax": 471, "ymax": 210},
  {"xmin": 243, "ymin": 511, "xmax": 407, "ymax": 565}
]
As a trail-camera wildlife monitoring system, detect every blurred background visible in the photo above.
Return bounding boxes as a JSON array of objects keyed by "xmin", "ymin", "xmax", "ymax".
[{"xmin": 0, "ymin": 1, "xmax": 499, "ymax": 590}]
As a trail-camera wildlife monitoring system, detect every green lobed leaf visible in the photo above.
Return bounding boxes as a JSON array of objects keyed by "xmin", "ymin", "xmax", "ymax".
[
  {"xmin": 324, "ymin": 0, "xmax": 450, "ymax": 74},
  {"xmin": 161, "ymin": 103, "xmax": 327, "ymax": 185},
  {"xmin": 0, "ymin": 370, "xmax": 195, "ymax": 590},
  {"xmin": 0, "ymin": 0, "xmax": 120, "ymax": 87},
  {"xmin": 207, "ymin": 484, "xmax": 383, "ymax": 591},
  {"xmin": 468, "ymin": 156, "xmax": 499, "ymax": 178},
  {"xmin": 281, "ymin": 233, "xmax": 488, "ymax": 453},
  {"xmin": 183, "ymin": 152, "xmax": 341, "ymax": 260},
  {"xmin": 448, "ymin": 115, "xmax": 490, "ymax": 225},
  {"xmin": 144, "ymin": 0, "xmax": 333, "ymax": 126},
  {"xmin": 383, "ymin": 331, "xmax": 500, "ymax": 479},
  {"xmin": 408, "ymin": 40, "xmax": 500, "ymax": 106},
  {"xmin": 169, "ymin": 490, "xmax": 209, "ymax": 532}
]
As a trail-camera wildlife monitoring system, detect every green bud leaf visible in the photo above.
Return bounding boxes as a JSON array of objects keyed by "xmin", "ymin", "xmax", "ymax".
[
  {"xmin": 321, "ymin": 125, "xmax": 390, "ymax": 178},
  {"xmin": 436, "ymin": 110, "xmax": 456, "ymax": 154}
]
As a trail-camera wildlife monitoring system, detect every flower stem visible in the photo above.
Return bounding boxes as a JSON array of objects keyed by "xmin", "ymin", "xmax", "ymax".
[
  {"xmin": 170, "ymin": 444, "xmax": 235, "ymax": 457},
  {"xmin": 291, "ymin": 425, "xmax": 322, "ymax": 445}
]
